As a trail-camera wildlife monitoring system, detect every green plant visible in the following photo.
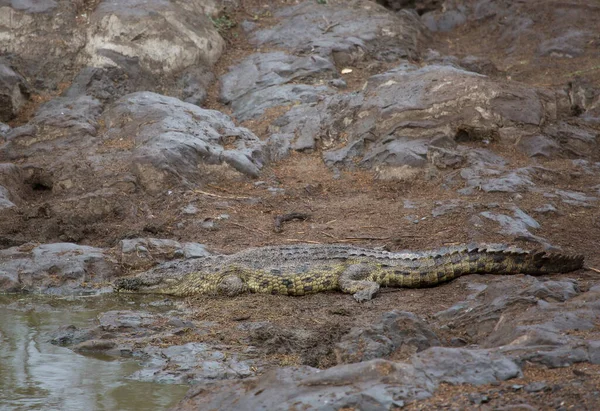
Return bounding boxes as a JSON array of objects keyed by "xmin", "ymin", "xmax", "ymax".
[{"xmin": 209, "ymin": 14, "xmax": 236, "ymax": 34}]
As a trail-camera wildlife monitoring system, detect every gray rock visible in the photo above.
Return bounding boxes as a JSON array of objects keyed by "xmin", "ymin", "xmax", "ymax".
[
  {"xmin": 422, "ymin": 8, "xmax": 467, "ymax": 32},
  {"xmin": 104, "ymin": 93, "xmax": 263, "ymax": 182},
  {"xmin": 250, "ymin": 0, "xmax": 428, "ymax": 63},
  {"xmin": 0, "ymin": 1, "xmax": 85, "ymax": 91},
  {"xmin": 3, "ymin": 96, "xmax": 103, "ymax": 204},
  {"xmin": 566, "ymin": 78, "xmax": 600, "ymax": 122},
  {"xmin": 0, "ymin": 163, "xmax": 24, "ymax": 208},
  {"xmin": 268, "ymin": 95, "xmax": 361, "ymax": 155},
  {"xmin": 5, "ymin": 92, "xmax": 267, "ymax": 213},
  {"xmin": 480, "ymin": 169, "xmax": 534, "ymax": 193},
  {"xmin": 182, "ymin": 204, "xmax": 199, "ymax": 215},
  {"xmin": 533, "ymin": 204, "xmax": 557, "ymax": 214},
  {"xmin": 0, "ymin": 62, "xmax": 28, "ymax": 121},
  {"xmin": 514, "ymin": 346, "xmax": 590, "ymax": 369},
  {"xmin": 428, "ymin": 146, "xmax": 466, "ymax": 169},
  {"xmin": 360, "ymin": 138, "xmax": 429, "ymax": 169},
  {"xmin": 52, "ymin": 309, "xmax": 258, "ymax": 384},
  {"xmin": 6, "ymin": 0, "xmax": 58, "ymax": 13},
  {"xmin": 412, "ymin": 347, "xmax": 522, "ymax": 385},
  {"xmin": 0, "ymin": 121, "xmax": 10, "ymax": 137},
  {"xmin": 517, "ymin": 135, "xmax": 561, "ymax": 158},
  {"xmin": 63, "ymin": 66, "xmax": 149, "ymax": 105},
  {"xmin": 13, "ymin": 95, "xmax": 102, "ymax": 143},
  {"xmin": 47, "ymin": 325, "xmax": 97, "ymax": 347},
  {"xmin": 105, "ymin": 92, "xmax": 266, "ymax": 183},
  {"xmin": 538, "ymin": 30, "xmax": 589, "ymax": 58},
  {"xmin": 132, "ymin": 342, "xmax": 256, "ymax": 384},
  {"xmin": 588, "ymin": 341, "xmax": 600, "ymax": 364},
  {"xmin": 0, "ymin": 185, "xmax": 16, "ymax": 209},
  {"xmin": 230, "ymin": 83, "xmax": 333, "ymax": 122},
  {"xmin": 446, "ymin": 0, "xmax": 598, "ymax": 62},
  {"xmin": 173, "ymin": 349, "xmax": 520, "ymax": 410},
  {"xmin": 433, "ymin": 275, "xmax": 600, "ymax": 370},
  {"xmin": 462, "ymin": 164, "xmax": 535, "ymax": 193},
  {"xmin": 480, "ymin": 207, "xmax": 544, "ymax": 244},
  {"xmin": 431, "ymin": 201, "xmax": 461, "ymax": 217},
  {"xmin": 335, "ymin": 311, "xmax": 440, "ymax": 363},
  {"xmin": 543, "ymin": 122, "xmax": 598, "ymax": 157},
  {"xmin": 178, "ymin": 66, "xmax": 214, "ymax": 105},
  {"xmin": 98, "ymin": 310, "xmax": 171, "ymax": 332},
  {"xmin": 524, "ymin": 382, "xmax": 548, "ymax": 393},
  {"xmin": 220, "ymin": 52, "xmax": 337, "ymax": 106},
  {"xmin": 282, "ymin": 62, "xmax": 564, "ymax": 172},
  {"xmin": 554, "ymin": 189, "xmax": 597, "ymax": 207},
  {"xmin": 435, "ymin": 276, "xmax": 580, "ymax": 342},
  {"xmin": 403, "ymin": 199, "xmax": 420, "ymax": 209},
  {"xmin": 79, "ymin": 0, "xmax": 224, "ymax": 76},
  {"xmin": 0, "ymin": 242, "xmax": 119, "ymax": 294}
]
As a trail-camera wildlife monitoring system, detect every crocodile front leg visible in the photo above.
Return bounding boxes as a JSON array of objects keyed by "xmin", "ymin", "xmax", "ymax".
[{"xmin": 339, "ymin": 264, "xmax": 380, "ymax": 302}]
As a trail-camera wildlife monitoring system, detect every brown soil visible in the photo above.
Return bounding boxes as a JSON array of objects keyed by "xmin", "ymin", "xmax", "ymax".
[
  {"xmin": 3, "ymin": 0, "xmax": 600, "ymax": 408},
  {"xmin": 405, "ymin": 362, "xmax": 600, "ymax": 410}
]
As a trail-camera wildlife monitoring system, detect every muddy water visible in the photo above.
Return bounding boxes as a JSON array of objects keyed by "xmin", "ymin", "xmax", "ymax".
[{"xmin": 0, "ymin": 296, "xmax": 189, "ymax": 411}]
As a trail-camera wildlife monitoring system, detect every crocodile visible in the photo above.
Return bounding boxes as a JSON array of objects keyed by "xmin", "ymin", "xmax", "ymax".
[{"xmin": 113, "ymin": 243, "xmax": 584, "ymax": 302}]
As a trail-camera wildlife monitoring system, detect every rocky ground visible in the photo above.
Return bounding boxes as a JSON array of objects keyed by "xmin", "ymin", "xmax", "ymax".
[{"xmin": 1, "ymin": 0, "xmax": 600, "ymax": 409}]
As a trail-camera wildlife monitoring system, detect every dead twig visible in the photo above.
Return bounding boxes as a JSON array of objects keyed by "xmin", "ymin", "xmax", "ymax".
[
  {"xmin": 321, "ymin": 16, "xmax": 339, "ymax": 33},
  {"xmin": 284, "ymin": 239, "xmax": 321, "ymax": 244},
  {"xmin": 274, "ymin": 212, "xmax": 311, "ymax": 233},
  {"xmin": 194, "ymin": 189, "xmax": 252, "ymax": 200},
  {"xmin": 320, "ymin": 231, "xmax": 339, "ymax": 240},
  {"xmin": 207, "ymin": 184, "xmax": 239, "ymax": 195},
  {"xmin": 322, "ymin": 21, "xmax": 339, "ymax": 33},
  {"xmin": 344, "ymin": 236, "xmax": 391, "ymax": 241},
  {"xmin": 585, "ymin": 266, "xmax": 600, "ymax": 274},
  {"xmin": 228, "ymin": 222, "xmax": 269, "ymax": 235}
]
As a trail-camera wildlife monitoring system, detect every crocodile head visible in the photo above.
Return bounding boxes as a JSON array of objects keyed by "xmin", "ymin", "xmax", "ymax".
[{"xmin": 113, "ymin": 273, "xmax": 183, "ymax": 295}]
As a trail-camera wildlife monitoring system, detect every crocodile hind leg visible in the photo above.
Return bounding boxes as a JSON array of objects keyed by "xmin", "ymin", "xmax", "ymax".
[
  {"xmin": 339, "ymin": 264, "xmax": 380, "ymax": 302},
  {"xmin": 217, "ymin": 274, "xmax": 248, "ymax": 296}
]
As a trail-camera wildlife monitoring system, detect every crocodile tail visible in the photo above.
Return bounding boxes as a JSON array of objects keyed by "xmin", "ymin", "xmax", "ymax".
[
  {"xmin": 519, "ymin": 251, "xmax": 585, "ymax": 275},
  {"xmin": 410, "ymin": 248, "xmax": 584, "ymax": 287},
  {"xmin": 463, "ymin": 248, "xmax": 585, "ymax": 276}
]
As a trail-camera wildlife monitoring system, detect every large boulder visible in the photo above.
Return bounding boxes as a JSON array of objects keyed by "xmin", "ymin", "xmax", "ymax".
[
  {"xmin": 79, "ymin": 0, "xmax": 223, "ymax": 74},
  {"xmin": 422, "ymin": 0, "xmax": 599, "ymax": 59},
  {"xmin": 76, "ymin": 0, "xmax": 223, "ymax": 103},
  {"xmin": 2, "ymin": 92, "xmax": 265, "ymax": 196},
  {"xmin": 435, "ymin": 276, "xmax": 600, "ymax": 368},
  {"xmin": 0, "ymin": 0, "xmax": 223, "ymax": 100},
  {"xmin": 0, "ymin": 242, "xmax": 119, "ymax": 294},
  {"xmin": 250, "ymin": 0, "xmax": 429, "ymax": 64},
  {"xmin": 220, "ymin": 52, "xmax": 338, "ymax": 121},
  {"xmin": 100, "ymin": 92, "xmax": 266, "ymax": 189},
  {"xmin": 268, "ymin": 63, "xmax": 572, "ymax": 171},
  {"xmin": 173, "ymin": 349, "xmax": 520, "ymax": 410},
  {"xmin": 0, "ymin": 0, "xmax": 85, "ymax": 89},
  {"xmin": 1, "ymin": 92, "xmax": 266, "ymax": 224}
]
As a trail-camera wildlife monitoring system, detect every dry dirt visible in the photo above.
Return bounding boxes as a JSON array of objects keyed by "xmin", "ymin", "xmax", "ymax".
[{"xmin": 3, "ymin": 0, "xmax": 600, "ymax": 408}]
